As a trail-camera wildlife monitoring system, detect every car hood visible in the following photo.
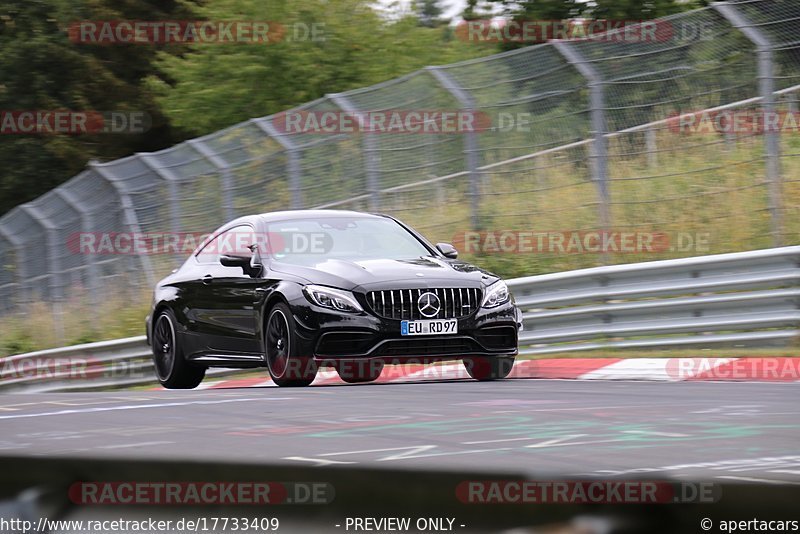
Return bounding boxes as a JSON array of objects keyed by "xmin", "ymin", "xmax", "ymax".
[{"xmin": 268, "ymin": 256, "xmax": 499, "ymax": 291}]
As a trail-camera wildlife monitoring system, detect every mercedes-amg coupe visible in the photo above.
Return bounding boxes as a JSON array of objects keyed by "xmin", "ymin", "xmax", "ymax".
[{"xmin": 146, "ymin": 210, "xmax": 521, "ymax": 388}]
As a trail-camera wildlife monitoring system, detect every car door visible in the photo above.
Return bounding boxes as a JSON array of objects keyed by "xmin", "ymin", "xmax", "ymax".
[{"xmin": 191, "ymin": 225, "xmax": 262, "ymax": 356}]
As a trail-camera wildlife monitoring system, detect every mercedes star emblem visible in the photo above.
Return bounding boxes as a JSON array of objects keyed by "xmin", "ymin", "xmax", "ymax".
[{"xmin": 417, "ymin": 292, "xmax": 441, "ymax": 318}]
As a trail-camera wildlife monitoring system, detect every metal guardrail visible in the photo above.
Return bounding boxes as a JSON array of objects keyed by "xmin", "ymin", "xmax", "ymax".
[
  {"xmin": 0, "ymin": 336, "xmax": 243, "ymax": 393},
  {"xmin": 0, "ymin": 336, "xmax": 150, "ymax": 393},
  {"xmin": 2, "ymin": 246, "xmax": 798, "ymax": 392},
  {"xmin": 514, "ymin": 246, "xmax": 800, "ymax": 354}
]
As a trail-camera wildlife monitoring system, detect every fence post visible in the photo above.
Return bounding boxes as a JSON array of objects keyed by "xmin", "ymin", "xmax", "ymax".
[
  {"xmin": 714, "ymin": 2, "xmax": 783, "ymax": 246},
  {"xmin": 552, "ymin": 41, "xmax": 611, "ymax": 255},
  {"xmin": 253, "ymin": 118, "xmax": 303, "ymax": 209},
  {"xmin": 0, "ymin": 222, "xmax": 27, "ymax": 308},
  {"xmin": 18, "ymin": 204, "xmax": 64, "ymax": 343},
  {"xmin": 328, "ymin": 93, "xmax": 381, "ymax": 211},
  {"xmin": 89, "ymin": 161, "xmax": 156, "ymax": 287},
  {"xmin": 427, "ymin": 66, "xmax": 483, "ymax": 231},
  {"xmin": 138, "ymin": 154, "xmax": 184, "ymax": 263},
  {"xmin": 187, "ymin": 139, "xmax": 236, "ymax": 221},
  {"xmin": 55, "ymin": 188, "xmax": 100, "ymax": 311}
]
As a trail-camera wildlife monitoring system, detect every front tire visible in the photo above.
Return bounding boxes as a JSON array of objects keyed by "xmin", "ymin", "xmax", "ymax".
[
  {"xmin": 463, "ymin": 356, "xmax": 515, "ymax": 381},
  {"xmin": 265, "ymin": 303, "xmax": 318, "ymax": 387},
  {"xmin": 152, "ymin": 309, "xmax": 205, "ymax": 389}
]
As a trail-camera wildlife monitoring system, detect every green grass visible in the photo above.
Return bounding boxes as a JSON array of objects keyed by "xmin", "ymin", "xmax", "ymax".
[{"xmin": 1, "ymin": 291, "xmax": 150, "ymax": 355}]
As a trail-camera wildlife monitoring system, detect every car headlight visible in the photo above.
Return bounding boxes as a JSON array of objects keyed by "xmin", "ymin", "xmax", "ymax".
[
  {"xmin": 482, "ymin": 280, "xmax": 510, "ymax": 308},
  {"xmin": 303, "ymin": 285, "xmax": 363, "ymax": 313}
]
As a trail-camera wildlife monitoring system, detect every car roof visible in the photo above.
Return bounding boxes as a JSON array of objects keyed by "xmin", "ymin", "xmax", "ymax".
[
  {"xmin": 257, "ymin": 209, "xmax": 386, "ymax": 223},
  {"xmin": 206, "ymin": 210, "xmax": 390, "ymax": 238}
]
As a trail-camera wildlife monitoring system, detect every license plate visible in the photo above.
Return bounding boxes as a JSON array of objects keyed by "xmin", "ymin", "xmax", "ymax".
[{"xmin": 401, "ymin": 319, "xmax": 457, "ymax": 336}]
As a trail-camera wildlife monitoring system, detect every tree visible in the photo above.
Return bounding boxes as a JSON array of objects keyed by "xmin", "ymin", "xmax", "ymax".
[
  {"xmin": 472, "ymin": 0, "xmax": 582, "ymax": 20},
  {"xmin": 462, "ymin": 0, "xmax": 497, "ymax": 21},
  {"xmin": 463, "ymin": 0, "xmax": 702, "ymax": 51},
  {"xmin": 586, "ymin": 0, "xmax": 692, "ymax": 19},
  {"xmin": 0, "ymin": 0, "xmax": 196, "ymax": 216},
  {"xmin": 415, "ymin": 0, "xmax": 444, "ymax": 27},
  {"xmin": 477, "ymin": 0, "xmax": 700, "ymax": 19},
  {"xmin": 147, "ymin": 0, "xmax": 486, "ymax": 136}
]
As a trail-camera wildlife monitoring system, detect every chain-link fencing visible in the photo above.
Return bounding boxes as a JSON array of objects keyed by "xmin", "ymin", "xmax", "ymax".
[{"xmin": 0, "ymin": 0, "xmax": 798, "ymax": 342}]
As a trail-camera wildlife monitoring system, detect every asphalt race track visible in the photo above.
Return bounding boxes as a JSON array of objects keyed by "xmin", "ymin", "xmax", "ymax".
[{"xmin": 0, "ymin": 379, "xmax": 798, "ymax": 483}]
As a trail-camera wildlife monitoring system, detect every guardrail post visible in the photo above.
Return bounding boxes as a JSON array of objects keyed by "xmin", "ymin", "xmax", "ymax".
[
  {"xmin": 186, "ymin": 139, "xmax": 236, "ymax": 221},
  {"xmin": 787, "ymin": 91, "xmax": 798, "ymax": 114},
  {"xmin": 328, "ymin": 93, "xmax": 381, "ymax": 211},
  {"xmin": 18, "ymin": 204, "xmax": 64, "ymax": 343},
  {"xmin": 427, "ymin": 66, "xmax": 482, "ymax": 231},
  {"xmin": 89, "ymin": 161, "xmax": 156, "ymax": 287},
  {"xmin": 552, "ymin": 41, "xmax": 611, "ymax": 260},
  {"xmin": 252, "ymin": 118, "xmax": 303, "ymax": 209},
  {"xmin": 714, "ymin": 2, "xmax": 783, "ymax": 246},
  {"xmin": 645, "ymin": 128, "xmax": 658, "ymax": 168}
]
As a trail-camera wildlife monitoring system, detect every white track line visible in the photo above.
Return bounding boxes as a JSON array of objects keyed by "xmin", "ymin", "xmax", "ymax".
[{"xmin": 0, "ymin": 397, "xmax": 290, "ymax": 420}]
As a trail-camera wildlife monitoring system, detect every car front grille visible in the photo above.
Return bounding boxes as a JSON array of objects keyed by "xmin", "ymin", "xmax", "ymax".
[{"xmin": 366, "ymin": 287, "xmax": 482, "ymax": 320}]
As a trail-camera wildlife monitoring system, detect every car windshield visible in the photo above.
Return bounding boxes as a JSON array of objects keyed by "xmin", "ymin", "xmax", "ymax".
[{"xmin": 266, "ymin": 216, "xmax": 432, "ymax": 265}]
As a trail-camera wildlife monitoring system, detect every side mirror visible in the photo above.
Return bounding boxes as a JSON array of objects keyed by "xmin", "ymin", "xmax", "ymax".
[
  {"xmin": 220, "ymin": 254, "xmax": 250, "ymax": 268},
  {"xmin": 220, "ymin": 254, "xmax": 262, "ymax": 277},
  {"xmin": 436, "ymin": 242, "xmax": 458, "ymax": 259}
]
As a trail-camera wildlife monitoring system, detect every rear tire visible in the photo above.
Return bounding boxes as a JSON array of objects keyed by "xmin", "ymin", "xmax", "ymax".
[
  {"xmin": 463, "ymin": 356, "xmax": 515, "ymax": 381},
  {"xmin": 152, "ymin": 309, "xmax": 206, "ymax": 389},
  {"xmin": 335, "ymin": 360, "xmax": 384, "ymax": 384},
  {"xmin": 265, "ymin": 303, "xmax": 317, "ymax": 387}
]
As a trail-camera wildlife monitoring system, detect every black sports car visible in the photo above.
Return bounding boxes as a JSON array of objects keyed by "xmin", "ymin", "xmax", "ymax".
[{"xmin": 146, "ymin": 210, "xmax": 521, "ymax": 388}]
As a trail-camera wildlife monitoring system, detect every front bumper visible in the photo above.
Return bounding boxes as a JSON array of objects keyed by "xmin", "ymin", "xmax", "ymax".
[{"xmin": 289, "ymin": 296, "xmax": 520, "ymax": 363}]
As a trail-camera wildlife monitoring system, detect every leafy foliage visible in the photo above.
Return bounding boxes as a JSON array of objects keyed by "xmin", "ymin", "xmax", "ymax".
[
  {"xmin": 147, "ymin": 0, "xmax": 486, "ymax": 136},
  {"xmin": 0, "ymin": 0, "xmax": 195, "ymax": 215}
]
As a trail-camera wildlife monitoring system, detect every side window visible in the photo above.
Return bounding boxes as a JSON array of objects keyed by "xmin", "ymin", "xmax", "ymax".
[
  {"xmin": 195, "ymin": 225, "xmax": 255, "ymax": 265},
  {"xmin": 195, "ymin": 235, "xmax": 220, "ymax": 264}
]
